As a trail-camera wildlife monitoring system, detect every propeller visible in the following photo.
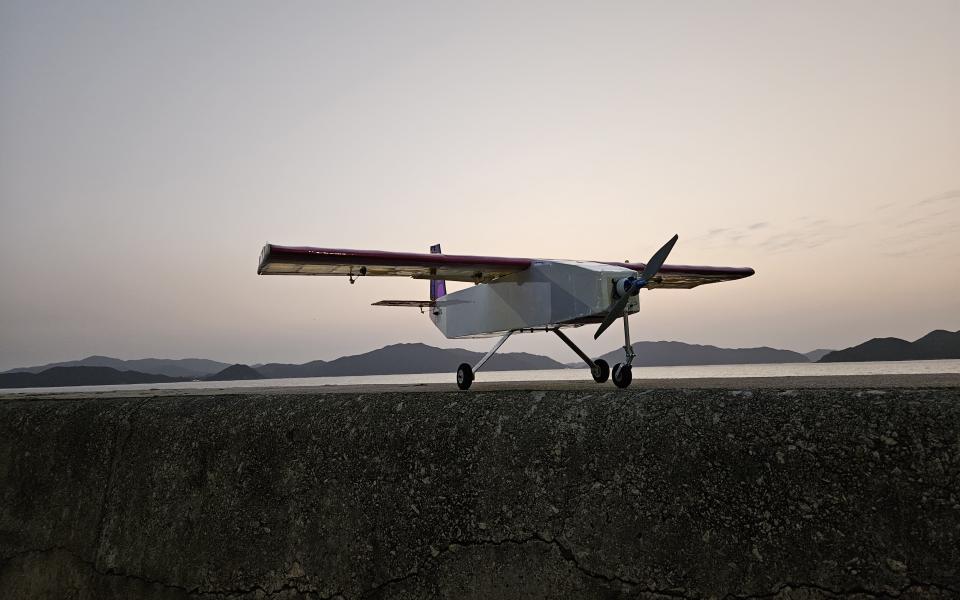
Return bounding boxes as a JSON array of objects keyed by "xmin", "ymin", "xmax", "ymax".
[{"xmin": 593, "ymin": 234, "xmax": 678, "ymax": 339}]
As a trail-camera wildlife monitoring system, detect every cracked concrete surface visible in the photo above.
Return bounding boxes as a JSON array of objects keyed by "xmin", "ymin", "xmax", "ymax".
[{"xmin": 1, "ymin": 387, "xmax": 959, "ymax": 599}]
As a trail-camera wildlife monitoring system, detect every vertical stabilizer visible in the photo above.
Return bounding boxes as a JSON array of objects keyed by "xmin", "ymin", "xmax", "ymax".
[{"xmin": 429, "ymin": 244, "xmax": 447, "ymax": 300}]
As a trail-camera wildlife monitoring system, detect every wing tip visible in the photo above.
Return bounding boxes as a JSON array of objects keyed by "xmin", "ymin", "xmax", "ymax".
[{"xmin": 257, "ymin": 243, "xmax": 274, "ymax": 275}]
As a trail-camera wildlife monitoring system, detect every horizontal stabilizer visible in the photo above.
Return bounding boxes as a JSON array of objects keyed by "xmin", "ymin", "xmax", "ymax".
[{"xmin": 372, "ymin": 300, "xmax": 436, "ymax": 308}]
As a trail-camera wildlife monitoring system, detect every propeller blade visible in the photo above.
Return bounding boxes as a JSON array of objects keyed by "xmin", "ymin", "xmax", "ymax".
[
  {"xmin": 594, "ymin": 235, "xmax": 679, "ymax": 339},
  {"xmin": 641, "ymin": 234, "xmax": 679, "ymax": 281},
  {"xmin": 594, "ymin": 291, "xmax": 632, "ymax": 339}
]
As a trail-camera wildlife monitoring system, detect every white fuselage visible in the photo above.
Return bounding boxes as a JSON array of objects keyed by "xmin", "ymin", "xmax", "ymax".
[{"xmin": 431, "ymin": 260, "xmax": 640, "ymax": 338}]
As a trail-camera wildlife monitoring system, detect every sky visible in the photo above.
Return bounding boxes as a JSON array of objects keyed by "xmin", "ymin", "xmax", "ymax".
[{"xmin": 1, "ymin": 0, "xmax": 958, "ymax": 371}]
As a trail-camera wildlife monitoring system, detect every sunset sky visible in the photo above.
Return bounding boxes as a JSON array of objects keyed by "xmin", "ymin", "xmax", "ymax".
[{"xmin": 1, "ymin": 1, "xmax": 958, "ymax": 371}]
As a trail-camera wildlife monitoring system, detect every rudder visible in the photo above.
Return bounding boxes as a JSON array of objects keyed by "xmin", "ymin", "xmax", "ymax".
[{"xmin": 429, "ymin": 244, "xmax": 446, "ymax": 300}]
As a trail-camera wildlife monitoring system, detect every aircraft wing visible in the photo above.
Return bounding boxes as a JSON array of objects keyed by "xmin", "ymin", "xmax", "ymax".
[
  {"xmin": 257, "ymin": 244, "xmax": 753, "ymax": 288},
  {"xmin": 258, "ymin": 244, "xmax": 533, "ymax": 283},
  {"xmin": 603, "ymin": 262, "xmax": 755, "ymax": 289}
]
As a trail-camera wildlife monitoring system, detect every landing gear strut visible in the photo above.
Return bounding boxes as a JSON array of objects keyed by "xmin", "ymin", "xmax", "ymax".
[
  {"xmin": 611, "ymin": 314, "xmax": 636, "ymax": 388},
  {"xmin": 552, "ymin": 329, "xmax": 609, "ymax": 384},
  {"xmin": 456, "ymin": 328, "xmax": 613, "ymax": 390},
  {"xmin": 454, "ymin": 324, "xmax": 633, "ymax": 390},
  {"xmin": 456, "ymin": 330, "xmax": 514, "ymax": 390}
]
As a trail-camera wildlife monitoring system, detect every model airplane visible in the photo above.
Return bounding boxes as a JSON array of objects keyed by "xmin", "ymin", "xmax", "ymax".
[{"xmin": 257, "ymin": 236, "xmax": 753, "ymax": 389}]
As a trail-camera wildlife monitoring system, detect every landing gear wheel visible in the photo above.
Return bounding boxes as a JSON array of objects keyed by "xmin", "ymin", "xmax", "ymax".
[
  {"xmin": 591, "ymin": 359, "xmax": 610, "ymax": 383},
  {"xmin": 456, "ymin": 363, "xmax": 474, "ymax": 390},
  {"xmin": 612, "ymin": 363, "xmax": 632, "ymax": 389}
]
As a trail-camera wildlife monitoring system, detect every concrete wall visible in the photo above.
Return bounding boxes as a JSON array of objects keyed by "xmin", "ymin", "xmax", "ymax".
[{"xmin": 1, "ymin": 388, "xmax": 958, "ymax": 599}]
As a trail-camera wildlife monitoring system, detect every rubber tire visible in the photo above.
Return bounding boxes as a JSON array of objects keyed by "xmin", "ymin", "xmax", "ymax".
[
  {"xmin": 612, "ymin": 363, "xmax": 632, "ymax": 388},
  {"xmin": 456, "ymin": 363, "xmax": 474, "ymax": 390},
  {"xmin": 591, "ymin": 359, "xmax": 610, "ymax": 383}
]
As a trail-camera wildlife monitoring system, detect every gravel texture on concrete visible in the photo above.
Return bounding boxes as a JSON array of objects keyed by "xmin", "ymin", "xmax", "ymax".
[{"xmin": 1, "ymin": 386, "xmax": 959, "ymax": 599}]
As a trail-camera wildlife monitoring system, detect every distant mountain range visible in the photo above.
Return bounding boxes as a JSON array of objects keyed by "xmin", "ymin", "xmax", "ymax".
[
  {"xmin": 2, "ymin": 330, "xmax": 956, "ymax": 390},
  {"xmin": 595, "ymin": 341, "xmax": 809, "ymax": 367},
  {"xmin": 256, "ymin": 343, "xmax": 566, "ymax": 378},
  {"xmin": 0, "ymin": 366, "xmax": 185, "ymax": 389},
  {"xmin": 0, "ymin": 344, "xmax": 566, "ymax": 390},
  {"xmin": 2, "ymin": 355, "xmax": 230, "ymax": 378},
  {"xmin": 819, "ymin": 330, "xmax": 960, "ymax": 362}
]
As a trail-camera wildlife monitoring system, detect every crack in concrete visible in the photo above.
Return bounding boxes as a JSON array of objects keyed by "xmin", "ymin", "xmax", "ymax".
[
  {"xmin": 0, "ymin": 546, "xmax": 63, "ymax": 569},
  {"xmin": 1, "ymin": 546, "xmax": 345, "ymax": 599},
  {"xmin": 0, "ymin": 546, "xmax": 193, "ymax": 594},
  {"xmin": 361, "ymin": 534, "xmax": 699, "ymax": 599},
  {"xmin": 359, "ymin": 533, "xmax": 960, "ymax": 600},
  {"xmin": 5, "ymin": 531, "xmax": 958, "ymax": 600}
]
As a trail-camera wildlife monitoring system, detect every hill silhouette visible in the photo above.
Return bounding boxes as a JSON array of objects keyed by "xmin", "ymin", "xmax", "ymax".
[
  {"xmin": 597, "ymin": 341, "xmax": 809, "ymax": 367},
  {"xmin": 2, "ymin": 356, "xmax": 229, "ymax": 378},
  {"xmin": 257, "ymin": 343, "xmax": 566, "ymax": 377},
  {"xmin": 256, "ymin": 359, "xmax": 329, "ymax": 379},
  {"xmin": 804, "ymin": 349, "xmax": 835, "ymax": 362},
  {"xmin": 819, "ymin": 330, "xmax": 960, "ymax": 362},
  {"xmin": 0, "ymin": 366, "xmax": 186, "ymax": 389},
  {"xmin": 203, "ymin": 364, "xmax": 265, "ymax": 381}
]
